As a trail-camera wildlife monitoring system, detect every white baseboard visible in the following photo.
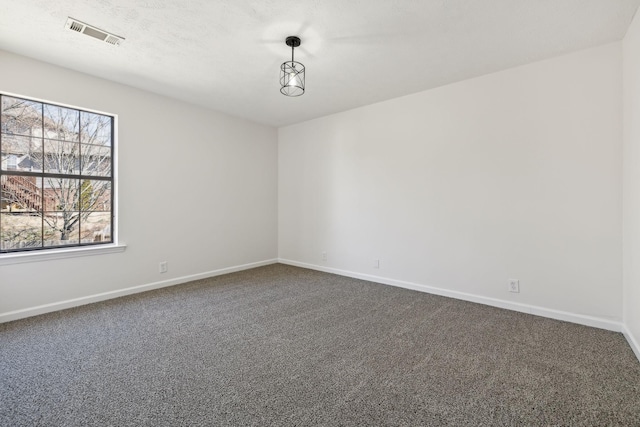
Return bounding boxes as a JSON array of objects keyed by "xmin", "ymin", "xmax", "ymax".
[
  {"xmin": 279, "ymin": 258, "xmax": 623, "ymax": 333},
  {"xmin": 0, "ymin": 258, "xmax": 278, "ymax": 324},
  {"xmin": 4, "ymin": 257, "xmax": 634, "ymax": 362},
  {"xmin": 622, "ymin": 325, "xmax": 640, "ymax": 363}
]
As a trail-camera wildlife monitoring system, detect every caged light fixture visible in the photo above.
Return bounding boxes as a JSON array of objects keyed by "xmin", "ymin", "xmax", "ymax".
[{"xmin": 280, "ymin": 36, "xmax": 305, "ymax": 96}]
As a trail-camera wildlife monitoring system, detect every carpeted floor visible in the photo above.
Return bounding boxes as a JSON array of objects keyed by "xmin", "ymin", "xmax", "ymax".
[{"xmin": 1, "ymin": 264, "xmax": 639, "ymax": 426}]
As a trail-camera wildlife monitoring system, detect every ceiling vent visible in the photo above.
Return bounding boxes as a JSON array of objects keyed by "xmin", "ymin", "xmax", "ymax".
[{"xmin": 65, "ymin": 17, "xmax": 124, "ymax": 46}]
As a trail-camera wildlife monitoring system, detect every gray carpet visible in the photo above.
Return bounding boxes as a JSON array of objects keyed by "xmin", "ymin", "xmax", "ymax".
[{"xmin": 1, "ymin": 264, "xmax": 639, "ymax": 426}]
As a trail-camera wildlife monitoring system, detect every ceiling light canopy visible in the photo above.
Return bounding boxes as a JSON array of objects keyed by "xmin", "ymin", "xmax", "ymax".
[{"xmin": 280, "ymin": 36, "xmax": 305, "ymax": 97}]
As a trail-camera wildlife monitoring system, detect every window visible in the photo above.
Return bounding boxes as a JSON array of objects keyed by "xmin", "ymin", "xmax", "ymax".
[{"xmin": 0, "ymin": 94, "xmax": 114, "ymax": 253}]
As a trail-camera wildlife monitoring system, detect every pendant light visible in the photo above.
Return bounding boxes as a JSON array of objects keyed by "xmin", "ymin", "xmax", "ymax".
[{"xmin": 280, "ymin": 36, "xmax": 305, "ymax": 97}]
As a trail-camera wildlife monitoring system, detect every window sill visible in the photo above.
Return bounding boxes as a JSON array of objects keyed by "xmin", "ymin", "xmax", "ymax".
[{"xmin": 0, "ymin": 243, "xmax": 127, "ymax": 266}]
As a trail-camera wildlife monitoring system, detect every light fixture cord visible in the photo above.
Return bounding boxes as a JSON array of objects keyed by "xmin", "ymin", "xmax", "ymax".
[{"xmin": 291, "ymin": 43, "xmax": 295, "ymax": 63}]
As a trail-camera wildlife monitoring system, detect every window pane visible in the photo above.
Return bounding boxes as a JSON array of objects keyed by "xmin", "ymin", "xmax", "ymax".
[
  {"xmin": 81, "ymin": 212, "xmax": 111, "ymax": 243},
  {"xmin": 1, "ymin": 96, "xmax": 42, "ymax": 137},
  {"xmin": 79, "ymin": 180, "xmax": 111, "ymax": 212},
  {"xmin": 41, "ymin": 178, "xmax": 78, "ymax": 212},
  {"xmin": 43, "ymin": 211, "xmax": 79, "ymax": 246},
  {"xmin": 43, "ymin": 140, "xmax": 80, "ymax": 174},
  {"xmin": 81, "ymin": 111, "xmax": 111, "ymax": 146},
  {"xmin": 1, "ymin": 212, "xmax": 42, "ymax": 250},
  {"xmin": 81, "ymin": 144, "xmax": 111, "ymax": 177},
  {"xmin": 1, "ymin": 175, "xmax": 42, "ymax": 213},
  {"xmin": 43, "ymin": 104, "xmax": 79, "ymax": 142},
  {"xmin": 1, "ymin": 134, "xmax": 43, "ymax": 172}
]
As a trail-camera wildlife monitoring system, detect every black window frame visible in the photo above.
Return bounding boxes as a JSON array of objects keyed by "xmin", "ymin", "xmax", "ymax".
[{"xmin": 0, "ymin": 93, "xmax": 115, "ymax": 253}]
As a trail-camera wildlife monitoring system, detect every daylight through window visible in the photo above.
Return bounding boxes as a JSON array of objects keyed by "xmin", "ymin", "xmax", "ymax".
[{"xmin": 0, "ymin": 94, "xmax": 114, "ymax": 253}]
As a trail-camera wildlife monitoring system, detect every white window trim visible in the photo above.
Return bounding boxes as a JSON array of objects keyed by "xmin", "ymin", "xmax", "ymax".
[
  {"xmin": 0, "ymin": 242, "xmax": 126, "ymax": 266},
  {"xmin": 0, "ymin": 91, "xmax": 120, "ymax": 259}
]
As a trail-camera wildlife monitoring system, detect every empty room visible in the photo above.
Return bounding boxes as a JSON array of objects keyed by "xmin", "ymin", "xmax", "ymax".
[{"xmin": 1, "ymin": 1, "xmax": 640, "ymax": 425}]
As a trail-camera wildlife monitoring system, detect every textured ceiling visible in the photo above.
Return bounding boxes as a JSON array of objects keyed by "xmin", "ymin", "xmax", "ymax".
[{"xmin": 0, "ymin": 0, "xmax": 638, "ymax": 127}]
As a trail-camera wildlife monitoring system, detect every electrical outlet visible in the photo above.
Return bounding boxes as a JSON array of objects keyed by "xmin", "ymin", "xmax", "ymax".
[
  {"xmin": 321, "ymin": 252, "xmax": 327, "ymax": 262},
  {"xmin": 508, "ymin": 279, "xmax": 519, "ymax": 293},
  {"xmin": 373, "ymin": 259, "xmax": 380, "ymax": 268},
  {"xmin": 159, "ymin": 261, "xmax": 168, "ymax": 274}
]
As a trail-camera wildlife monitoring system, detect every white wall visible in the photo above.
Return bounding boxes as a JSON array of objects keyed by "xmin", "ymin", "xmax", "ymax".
[
  {"xmin": 279, "ymin": 43, "xmax": 623, "ymax": 328},
  {"xmin": 0, "ymin": 40, "xmax": 630, "ymax": 341},
  {"xmin": 623, "ymin": 11, "xmax": 640, "ymax": 359},
  {"xmin": 0, "ymin": 50, "xmax": 278, "ymax": 319}
]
